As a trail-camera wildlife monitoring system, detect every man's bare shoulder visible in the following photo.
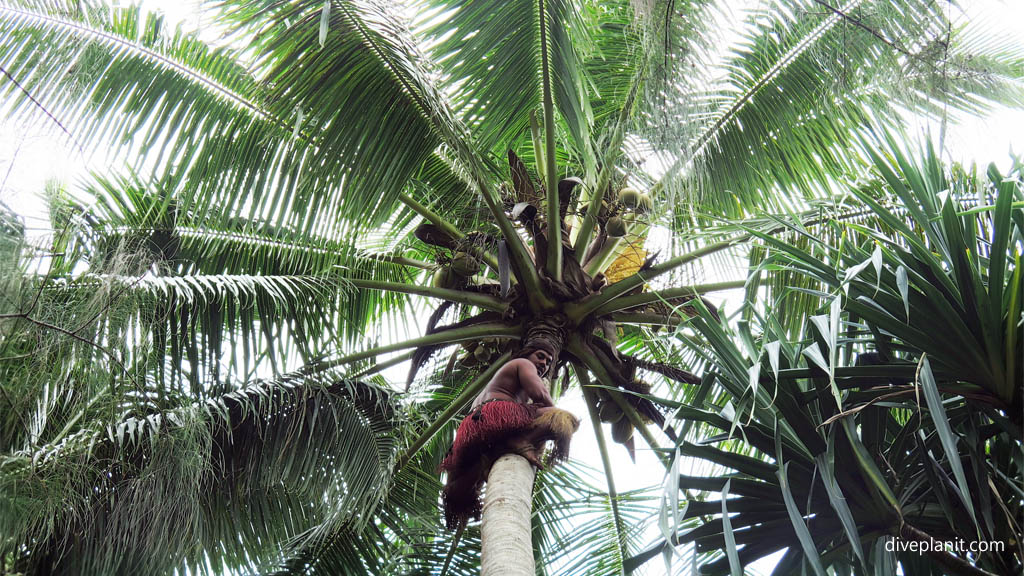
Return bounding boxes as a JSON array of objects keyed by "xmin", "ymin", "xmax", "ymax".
[
  {"xmin": 492, "ymin": 358, "xmax": 539, "ymax": 381},
  {"xmin": 501, "ymin": 358, "xmax": 534, "ymax": 371}
]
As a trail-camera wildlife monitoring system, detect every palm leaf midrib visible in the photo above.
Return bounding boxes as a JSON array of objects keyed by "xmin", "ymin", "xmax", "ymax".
[{"xmin": 0, "ymin": 3, "xmax": 266, "ymax": 117}]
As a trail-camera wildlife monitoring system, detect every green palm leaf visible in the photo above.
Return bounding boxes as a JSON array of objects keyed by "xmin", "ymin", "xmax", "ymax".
[
  {"xmin": 0, "ymin": 373, "xmax": 397, "ymax": 575},
  {"xmin": 653, "ymin": 0, "xmax": 1024, "ymax": 217}
]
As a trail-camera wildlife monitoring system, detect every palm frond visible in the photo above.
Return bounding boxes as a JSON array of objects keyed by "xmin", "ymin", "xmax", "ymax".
[
  {"xmin": 0, "ymin": 373, "xmax": 397, "ymax": 575},
  {"xmin": 0, "ymin": 1, "xmax": 454, "ymax": 237},
  {"xmin": 630, "ymin": 140, "xmax": 1023, "ymax": 575},
  {"xmin": 651, "ymin": 0, "xmax": 1024, "ymax": 217},
  {"xmin": 417, "ymin": 0, "xmax": 594, "ymax": 156}
]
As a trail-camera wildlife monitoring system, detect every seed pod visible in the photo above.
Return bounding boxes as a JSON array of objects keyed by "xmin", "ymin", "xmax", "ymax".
[
  {"xmin": 598, "ymin": 400, "xmax": 623, "ymax": 423},
  {"xmin": 451, "ymin": 252, "xmax": 481, "ymax": 277},
  {"xmin": 611, "ymin": 418, "xmax": 634, "ymax": 444},
  {"xmin": 617, "ymin": 187, "xmax": 641, "ymax": 209},
  {"xmin": 606, "ymin": 216, "xmax": 627, "ymax": 238}
]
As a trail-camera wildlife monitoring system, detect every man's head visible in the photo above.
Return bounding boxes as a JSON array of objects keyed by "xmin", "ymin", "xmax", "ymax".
[{"xmin": 516, "ymin": 342, "xmax": 556, "ymax": 377}]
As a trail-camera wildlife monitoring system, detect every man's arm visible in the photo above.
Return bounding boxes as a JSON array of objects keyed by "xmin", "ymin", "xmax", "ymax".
[{"xmin": 516, "ymin": 361, "xmax": 554, "ymax": 407}]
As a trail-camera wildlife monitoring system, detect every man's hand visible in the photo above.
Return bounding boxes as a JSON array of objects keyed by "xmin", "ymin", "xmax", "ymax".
[{"xmin": 516, "ymin": 360, "xmax": 554, "ymax": 407}]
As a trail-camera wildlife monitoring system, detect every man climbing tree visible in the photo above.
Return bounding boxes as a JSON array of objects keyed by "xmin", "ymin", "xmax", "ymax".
[{"xmin": 440, "ymin": 341, "xmax": 579, "ymax": 531}]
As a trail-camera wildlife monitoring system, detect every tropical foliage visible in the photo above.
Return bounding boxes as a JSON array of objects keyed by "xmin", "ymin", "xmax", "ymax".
[
  {"xmin": 629, "ymin": 141, "xmax": 1023, "ymax": 575},
  {"xmin": 0, "ymin": 0, "xmax": 1021, "ymax": 574}
]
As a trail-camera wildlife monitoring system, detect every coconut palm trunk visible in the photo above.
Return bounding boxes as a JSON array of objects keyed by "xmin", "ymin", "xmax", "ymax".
[{"xmin": 480, "ymin": 454, "xmax": 536, "ymax": 576}]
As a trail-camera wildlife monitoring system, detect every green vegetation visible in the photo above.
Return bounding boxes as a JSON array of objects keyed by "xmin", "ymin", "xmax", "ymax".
[{"xmin": 0, "ymin": 0, "xmax": 1021, "ymax": 574}]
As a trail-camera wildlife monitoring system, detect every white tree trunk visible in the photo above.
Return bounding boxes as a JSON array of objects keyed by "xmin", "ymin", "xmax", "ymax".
[{"xmin": 480, "ymin": 453, "xmax": 536, "ymax": 576}]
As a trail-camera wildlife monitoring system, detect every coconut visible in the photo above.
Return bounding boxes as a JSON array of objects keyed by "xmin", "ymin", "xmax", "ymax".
[
  {"xmin": 451, "ymin": 252, "xmax": 481, "ymax": 277},
  {"xmin": 617, "ymin": 187, "xmax": 641, "ymax": 209},
  {"xmin": 431, "ymin": 266, "xmax": 460, "ymax": 290},
  {"xmin": 598, "ymin": 400, "xmax": 623, "ymax": 423},
  {"xmin": 473, "ymin": 345, "xmax": 491, "ymax": 363},
  {"xmin": 611, "ymin": 418, "xmax": 634, "ymax": 444},
  {"xmin": 605, "ymin": 216, "xmax": 627, "ymax": 238},
  {"xmin": 637, "ymin": 193, "xmax": 653, "ymax": 214}
]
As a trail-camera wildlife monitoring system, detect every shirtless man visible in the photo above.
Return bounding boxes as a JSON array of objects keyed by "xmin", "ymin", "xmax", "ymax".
[
  {"xmin": 472, "ymin": 348, "xmax": 553, "ymax": 407},
  {"xmin": 470, "ymin": 347, "xmax": 557, "ymax": 467},
  {"xmin": 439, "ymin": 344, "xmax": 578, "ymax": 529}
]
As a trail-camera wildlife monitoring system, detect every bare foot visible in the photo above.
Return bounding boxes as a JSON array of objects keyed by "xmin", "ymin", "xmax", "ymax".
[
  {"xmin": 510, "ymin": 440, "xmax": 544, "ymax": 469},
  {"xmin": 522, "ymin": 449, "xmax": 544, "ymax": 469}
]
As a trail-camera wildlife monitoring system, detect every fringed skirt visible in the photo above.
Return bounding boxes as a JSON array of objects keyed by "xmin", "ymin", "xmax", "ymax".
[{"xmin": 439, "ymin": 400, "xmax": 536, "ymax": 473}]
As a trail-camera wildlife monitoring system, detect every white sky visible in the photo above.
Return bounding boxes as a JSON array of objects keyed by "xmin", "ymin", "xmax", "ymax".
[{"xmin": 1, "ymin": 1, "xmax": 1022, "ymax": 574}]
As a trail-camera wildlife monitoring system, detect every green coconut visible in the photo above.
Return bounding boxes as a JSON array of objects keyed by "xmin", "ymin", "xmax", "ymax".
[
  {"xmin": 606, "ymin": 216, "xmax": 627, "ymax": 238},
  {"xmin": 617, "ymin": 187, "xmax": 641, "ymax": 209},
  {"xmin": 431, "ymin": 266, "xmax": 460, "ymax": 290},
  {"xmin": 451, "ymin": 252, "xmax": 481, "ymax": 277},
  {"xmin": 473, "ymin": 345, "xmax": 491, "ymax": 363}
]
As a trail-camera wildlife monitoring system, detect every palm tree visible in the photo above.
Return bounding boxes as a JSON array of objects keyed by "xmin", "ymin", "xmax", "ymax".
[{"xmin": 0, "ymin": 0, "xmax": 1021, "ymax": 574}]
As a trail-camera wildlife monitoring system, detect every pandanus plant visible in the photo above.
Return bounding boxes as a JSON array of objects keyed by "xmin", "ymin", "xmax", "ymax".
[{"xmin": 627, "ymin": 142, "xmax": 1023, "ymax": 576}]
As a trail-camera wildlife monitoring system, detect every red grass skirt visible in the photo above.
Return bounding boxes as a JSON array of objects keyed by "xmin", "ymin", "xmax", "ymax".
[
  {"xmin": 440, "ymin": 400, "xmax": 535, "ymax": 472},
  {"xmin": 439, "ymin": 400, "xmax": 536, "ymax": 528}
]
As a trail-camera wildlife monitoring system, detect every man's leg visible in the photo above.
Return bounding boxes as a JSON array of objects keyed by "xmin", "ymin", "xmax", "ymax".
[
  {"xmin": 508, "ymin": 435, "xmax": 545, "ymax": 468},
  {"xmin": 509, "ymin": 406, "xmax": 579, "ymax": 468}
]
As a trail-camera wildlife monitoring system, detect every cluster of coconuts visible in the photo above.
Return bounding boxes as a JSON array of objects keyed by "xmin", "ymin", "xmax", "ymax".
[
  {"xmin": 605, "ymin": 187, "xmax": 652, "ymax": 238},
  {"xmin": 430, "ymin": 251, "xmax": 482, "ymax": 289},
  {"xmin": 594, "ymin": 379, "xmax": 652, "ymax": 445}
]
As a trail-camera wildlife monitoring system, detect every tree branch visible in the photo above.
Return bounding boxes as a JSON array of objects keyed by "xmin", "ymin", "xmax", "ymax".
[
  {"xmin": 345, "ymin": 278, "xmax": 509, "ymax": 312},
  {"xmin": 809, "ymin": 0, "xmax": 912, "ymax": 57},
  {"xmin": 0, "ymin": 313, "xmax": 138, "ymax": 389},
  {"xmin": 591, "ymin": 280, "xmax": 745, "ymax": 316},
  {"xmin": 0, "ymin": 63, "xmax": 83, "ymax": 153},
  {"xmin": 475, "ymin": 181, "xmax": 551, "ymax": 311},
  {"xmin": 576, "ymin": 365, "xmax": 630, "ymax": 567},
  {"xmin": 573, "ymin": 60, "xmax": 645, "ymax": 256},
  {"xmin": 625, "ymin": 355, "xmax": 702, "ymax": 387},
  {"xmin": 398, "ymin": 192, "xmax": 499, "ymax": 272},
  {"xmin": 538, "ymin": 0, "xmax": 561, "ymax": 281},
  {"xmin": 350, "ymin": 350, "xmax": 415, "ymax": 379},
  {"xmin": 302, "ymin": 322, "xmax": 522, "ymax": 375},
  {"xmin": 568, "ymin": 235, "xmax": 748, "ymax": 321}
]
